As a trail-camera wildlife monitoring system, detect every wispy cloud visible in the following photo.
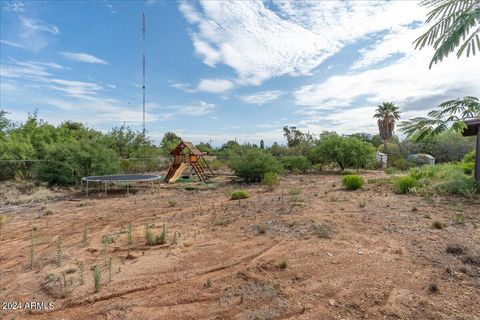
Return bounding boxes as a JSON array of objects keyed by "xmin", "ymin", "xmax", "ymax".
[
  {"xmin": 238, "ymin": 90, "xmax": 285, "ymax": 105},
  {"xmin": 179, "ymin": 1, "xmax": 425, "ymax": 85},
  {"xmin": 20, "ymin": 16, "xmax": 60, "ymax": 35},
  {"xmin": 0, "ymin": 39, "xmax": 26, "ymax": 49},
  {"xmin": 196, "ymin": 79, "xmax": 233, "ymax": 93},
  {"xmin": 3, "ymin": 1, "xmax": 25, "ymax": 13},
  {"xmin": 167, "ymin": 101, "xmax": 216, "ymax": 117},
  {"xmin": 61, "ymin": 52, "xmax": 108, "ymax": 65}
]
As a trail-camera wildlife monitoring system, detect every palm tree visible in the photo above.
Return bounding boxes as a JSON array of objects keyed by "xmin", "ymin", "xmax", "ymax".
[
  {"xmin": 400, "ymin": 96, "xmax": 480, "ymax": 140},
  {"xmin": 373, "ymin": 102, "xmax": 401, "ymax": 150},
  {"xmin": 414, "ymin": 0, "xmax": 480, "ymax": 68}
]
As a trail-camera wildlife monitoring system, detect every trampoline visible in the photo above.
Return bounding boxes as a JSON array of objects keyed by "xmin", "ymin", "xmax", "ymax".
[{"xmin": 81, "ymin": 174, "xmax": 162, "ymax": 197}]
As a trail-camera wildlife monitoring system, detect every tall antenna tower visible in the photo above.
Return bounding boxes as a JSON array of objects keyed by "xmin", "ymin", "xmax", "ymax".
[{"xmin": 142, "ymin": 12, "xmax": 146, "ymax": 134}]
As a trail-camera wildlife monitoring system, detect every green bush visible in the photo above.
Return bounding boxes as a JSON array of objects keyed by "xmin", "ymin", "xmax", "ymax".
[
  {"xmin": 309, "ymin": 134, "xmax": 376, "ymax": 170},
  {"xmin": 395, "ymin": 176, "xmax": 417, "ymax": 194},
  {"xmin": 279, "ymin": 156, "xmax": 312, "ymax": 173},
  {"xmin": 460, "ymin": 162, "xmax": 474, "ymax": 175},
  {"xmin": 231, "ymin": 190, "xmax": 250, "ymax": 200},
  {"xmin": 228, "ymin": 148, "xmax": 282, "ymax": 182},
  {"xmin": 342, "ymin": 175, "xmax": 364, "ymax": 190},
  {"xmin": 462, "ymin": 150, "xmax": 475, "ymax": 163},
  {"xmin": 384, "ymin": 167, "xmax": 399, "ymax": 174},
  {"xmin": 37, "ymin": 140, "xmax": 120, "ymax": 186},
  {"xmin": 262, "ymin": 171, "xmax": 278, "ymax": 190}
]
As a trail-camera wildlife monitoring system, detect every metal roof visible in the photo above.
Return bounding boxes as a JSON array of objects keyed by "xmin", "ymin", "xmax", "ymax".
[{"xmin": 462, "ymin": 118, "xmax": 480, "ymax": 136}]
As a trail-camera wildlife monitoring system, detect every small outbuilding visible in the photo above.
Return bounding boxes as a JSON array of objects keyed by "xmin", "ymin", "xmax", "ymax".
[
  {"xmin": 462, "ymin": 118, "xmax": 480, "ymax": 181},
  {"xmin": 376, "ymin": 152, "xmax": 387, "ymax": 168},
  {"xmin": 407, "ymin": 153, "xmax": 435, "ymax": 165}
]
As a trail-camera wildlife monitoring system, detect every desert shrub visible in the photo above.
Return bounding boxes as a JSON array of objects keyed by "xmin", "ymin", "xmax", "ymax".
[
  {"xmin": 263, "ymin": 172, "xmax": 279, "ymax": 190},
  {"xmin": 231, "ymin": 190, "xmax": 250, "ymax": 200},
  {"xmin": 460, "ymin": 162, "xmax": 474, "ymax": 175},
  {"xmin": 462, "ymin": 150, "xmax": 475, "ymax": 163},
  {"xmin": 384, "ymin": 167, "xmax": 399, "ymax": 174},
  {"xmin": 279, "ymin": 156, "xmax": 312, "ymax": 173},
  {"xmin": 36, "ymin": 140, "xmax": 120, "ymax": 186},
  {"xmin": 206, "ymin": 158, "xmax": 225, "ymax": 171},
  {"xmin": 309, "ymin": 134, "xmax": 376, "ymax": 170},
  {"xmin": 391, "ymin": 158, "xmax": 412, "ymax": 170},
  {"xmin": 342, "ymin": 175, "xmax": 364, "ymax": 190},
  {"xmin": 228, "ymin": 148, "xmax": 282, "ymax": 182},
  {"xmin": 395, "ymin": 176, "xmax": 417, "ymax": 194}
]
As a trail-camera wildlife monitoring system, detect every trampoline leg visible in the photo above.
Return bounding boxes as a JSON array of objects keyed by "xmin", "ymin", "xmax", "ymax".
[
  {"xmin": 127, "ymin": 184, "xmax": 129, "ymax": 197},
  {"xmin": 105, "ymin": 182, "xmax": 107, "ymax": 196},
  {"xmin": 86, "ymin": 181, "xmax": 89, "ymax": 198}
]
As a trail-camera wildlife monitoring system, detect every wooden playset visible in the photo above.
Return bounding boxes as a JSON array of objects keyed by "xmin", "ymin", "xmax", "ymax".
[{"xmin": 165, "ymin": 141, "xmax": 215, "ymax": 183}]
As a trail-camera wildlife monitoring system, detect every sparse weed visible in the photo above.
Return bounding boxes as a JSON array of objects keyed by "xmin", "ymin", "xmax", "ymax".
[
  {"xmin": 127, "ymin": 223, "xmax": 133, "ymax": 256},
  {"xmin": 312, "ymin": 224, "xmax": 330, "ymax": 239},
  {"xmin": 29, "ymin": 227, "xmax": 35, "ymax": 269},
  {"xmin": 428, "ymin": 283, "xmax": 438, "ymax": 294},
  {"xmin": 446, "ymin": 244, "xmax": 464, "ymax": 255},
  {"xmin": 79, "ymin": 261, "xmax": 84, "ymax": 284},
  {"xmin": 278, "ymin": 260, "xmax": 288, "ymax": 270},
  {"xmin": 342, "ymin": 175, "xmax": 364, "ymax": 190},
  {"xmin": 289, "ymin": 188, "xmax": 301, "ymax": 196},
  {"xmin": 108, "ymin": 257, "xmax": 112, "ymax": 282},
  {"xmin": 453, "ymin": 213, "xmax": 466, "ymax": 224},
  {"xmin": 92, "ymin": 266, "xmax": 101, "ymax": 292},
  {"xmin": 432, "ymin": 220, "xmax": 445, "ymax": 230},
  {"xmin": 55, "ymin": 237, "xmax": 62, "ymax": 267},
  {"xmin": 167, "ymin": 199, "xmax": 177, "ymax": 207}
]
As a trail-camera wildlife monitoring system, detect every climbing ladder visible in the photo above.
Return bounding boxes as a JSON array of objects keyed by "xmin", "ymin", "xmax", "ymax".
[{"xmin": 191, "ymin": 162, "xmax": 209, "ymax": 182}]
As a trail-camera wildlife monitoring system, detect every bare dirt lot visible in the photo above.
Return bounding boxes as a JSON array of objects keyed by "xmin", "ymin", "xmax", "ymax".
[{"xmin": 1, "ymin": 172, "xmax": 479, "ymax": 320}]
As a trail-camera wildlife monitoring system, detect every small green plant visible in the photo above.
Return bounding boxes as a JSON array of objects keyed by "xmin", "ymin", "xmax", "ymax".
[
  {"xmin": 79, "ymin": 261, "xmax": 84, "ymax": 284},
  {"xmin": 173, "ymin": 232, "xmax": 177, "ymax": 244},
  {"xmin": 395, "ymin": 176, "xmax": 417, "ymax": 194},
  {"xmin": 145, "ymin": 224, "xmax": 154, "ymax": 245},
  {"xmin": 92, "ymin": 266, "xmax": 101, "ymax": 293},
  {"xmin": 167, "ymin": 199, "xmax": 177, "ymax": 207},
  {"xmin": 453, "ymin": 213, "xmax": 466, "ymax": 224},
  {"xmin": 103, "ymin": 241, "xmax": 108, "ymax": 266},
  {"xmin": 102, "ymin": 234, "xmax": 115, "ymax": 245},
  {"xmin": 342, "ymin": 175, "xmax": 364, "ymax": 190},
  {"xmin": 289, "ymin": 188, "xmax": 301, "ymax": 196},
  {"xmin": 278, "ymin": 260, "xmax": 288, "ymax": 270},
  {"xmin": 108, "ymin": 257, "xmax": 112, "ymax": 283},
  {"xmin": 82, "ymin": 223, "xmax": 88, "ymax": 246},
  {"xmin": 231, "ymin": 190, "xmax": 250, "ymax": 200},
  {"xmin": 312, "ymin": 224, "xmax": 330, "ymax": 239},
  {"xmin": 262, "ymin": 171, "xmax": 279, "ymax": 191},
  {"xmin": 29, "ymin": 227, "xmax": 35, "ymax": 269},
  {"xmin": 127, "ymin": 223, "xmax": 133, "ymax": 256},
  {"xmin": 55, "ymin": 237, "xmax": 62, "ymax": 267},
  {"xmin": 432, "ymin": 220, "xmax": 445, "ymax": 229},
  {"xmin": 155, "ymin": 223, "xmax": 167, "ymax": 245}
]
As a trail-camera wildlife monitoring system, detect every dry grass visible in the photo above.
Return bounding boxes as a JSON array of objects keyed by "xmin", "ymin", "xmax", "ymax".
[{"xmin": 0, "ymin": 181, "xmax": 59, "ymax": 205}]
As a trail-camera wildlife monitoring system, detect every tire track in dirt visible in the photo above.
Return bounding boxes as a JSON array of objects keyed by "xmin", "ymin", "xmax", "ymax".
[{"xmin": 56, "ymin": 241, "xmax": 281, "ymax": 311}]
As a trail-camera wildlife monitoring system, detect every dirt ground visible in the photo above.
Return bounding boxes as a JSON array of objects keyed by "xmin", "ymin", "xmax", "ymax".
[{"xmin": 1, "ymin": 171, "xmax": 479, "ymax": 320}]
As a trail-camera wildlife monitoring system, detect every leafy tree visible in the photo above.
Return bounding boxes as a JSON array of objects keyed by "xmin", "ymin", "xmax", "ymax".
[
  {"xmin": 196, "ymin": 142, "xmax": 214, "ymax": 154},
  {"xmin": 373, "ymin": 102, "xmax": 401, "ymax": 150},
  {"xmin": 414, "ymin": 0, "xmax": 480, "ymax": 68},
  {"xmin": 260, "ymin": 139, "xmax": 265, "ymax": 149},
  {"xmin": 160, "ymin": 132, "xmax": 181, "ymax": 155},
  {"xmin": 309, "ymin": 134, "xmax": 376, "ymax": 170},
  {"xmin": 228, "ymin": 148, "xmax": 282, "ymax": 182},
  {"xmin": 279, "ymin": 156, "xmax": 312, "ymax": 173},
  {"xmin": 400, "ymin": 96, "xmax": 480, "ymax": 141},
  {"xmin": 37, "ymin": 140, "xmax": 120, "ymax": 186},
  {"xmin": 0, "ymin": 109, "xmax": 14, "ymax": 134},
  {"xmin": 282, "ymin": 126, "xmax": 314, "ymax": 148}
]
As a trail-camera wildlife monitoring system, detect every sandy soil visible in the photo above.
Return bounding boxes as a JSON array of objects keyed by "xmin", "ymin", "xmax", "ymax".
[{"xmin": 0, "ymin": 172, "xmax": 479, "ymax": 320}]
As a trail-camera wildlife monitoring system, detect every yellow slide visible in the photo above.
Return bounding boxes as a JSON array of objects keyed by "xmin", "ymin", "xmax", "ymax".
[{"xmin": 168, "ymin": 162, "xmax": 187, "ymax": 184}]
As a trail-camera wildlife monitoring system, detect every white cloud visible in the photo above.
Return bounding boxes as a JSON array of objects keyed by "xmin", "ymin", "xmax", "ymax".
[
  {"xmin": 294, "ymin": 49, "xmax": 480, "ymax": 111},
  {"xmin": 179, "ymin": 0, "xmax": 426, "ymax": 85},
  {"xmin": 167, "ymin": 101, "xmax": 216, "ymax": 116},
  {"xmin": 3, "ymin": 1, "xmax": 25, "ymax": 13},
  {"xmin": 20, "ymin": 16, "xmax": 60, "ymax": 35},
  {"xmin": 238, "ymin": 90, "xmax": 285, "ymax": 105},
  {"xmin": 61, "ymin": 52, "xmax": 108, "ymax": 65},
  {"xmin": 0, "ymin": 39, "xmax": 26, "ymax": 49},
  {"xmin": 196, "ymin": 78, "xmax": 233, "ymax": 93}
]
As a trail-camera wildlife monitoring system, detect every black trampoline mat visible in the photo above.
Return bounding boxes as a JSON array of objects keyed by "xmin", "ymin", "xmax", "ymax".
[{"xmin": 82, "ymin": 174, "xmax": 162, "ymax": 182}]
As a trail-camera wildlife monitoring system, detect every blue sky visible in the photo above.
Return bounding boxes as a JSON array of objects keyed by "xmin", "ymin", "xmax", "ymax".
[{"xmin": 1, "ymin": 0, "xmax": 479, "ymax": 145}]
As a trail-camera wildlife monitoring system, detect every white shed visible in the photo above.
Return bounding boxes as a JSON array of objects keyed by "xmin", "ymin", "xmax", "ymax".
[{"xmin": 376, "ymin": 152, "xmax": 388, "ymax": 168}]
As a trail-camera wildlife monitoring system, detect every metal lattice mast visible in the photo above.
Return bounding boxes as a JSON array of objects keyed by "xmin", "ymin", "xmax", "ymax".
[{"xmin": 142, "ymin": 12, "xmax": 146, "ymax": 135}]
